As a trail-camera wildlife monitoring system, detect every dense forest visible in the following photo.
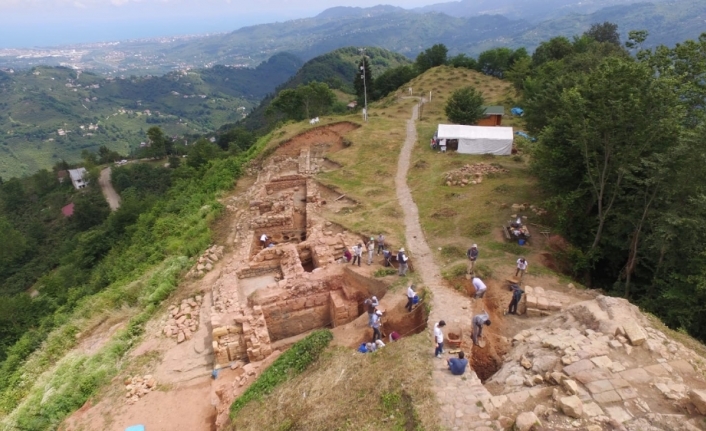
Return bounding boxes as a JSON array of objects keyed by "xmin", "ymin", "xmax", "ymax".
[{"xmin": 515, "ymin": 29, "xmax": 706, "ymax": 341}]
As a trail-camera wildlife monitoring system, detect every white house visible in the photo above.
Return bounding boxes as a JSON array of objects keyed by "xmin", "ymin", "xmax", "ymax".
[
  {"xmin": 436, "ymin": 125, "xmax": 514, "ymax": 155},
  {"xmin": 68, "ymin": 168, "xmax": 88, "ymax": 190}
]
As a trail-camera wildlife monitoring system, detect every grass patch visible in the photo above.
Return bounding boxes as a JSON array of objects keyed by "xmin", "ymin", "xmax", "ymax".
[
  {"xmin": 440, "ymin": 245, "xmax": 465, "ymax": 259},
  {"xmin": 374, "ymin": 268, "xmax": 398, "ymax": 278},
  {"xmin": 230, "ymin": 329, "xmax": 333, "ymax": 417},
  {"xmin": 442, "ymin": 263, "xmax": 467, "ymax": 280},
  {"xmin": 486, "ymin": 241, "xmax": 527, "ymax": 256},
  {"xmin": 228, "ymin": 332, "xmax": 439, "ymax": 431},
  {"xmin": 467, "ymin": 222, "xmax": 492, "ymax": 237},
  {"xmin": 380, "ymin": 391, "xmax": 423, "ymax": 431}
]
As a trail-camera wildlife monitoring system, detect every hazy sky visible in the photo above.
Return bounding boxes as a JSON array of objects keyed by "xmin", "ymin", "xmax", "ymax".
[{"xmin": 0, "ymin": 0, "xmax": 435, "ymax": 48}]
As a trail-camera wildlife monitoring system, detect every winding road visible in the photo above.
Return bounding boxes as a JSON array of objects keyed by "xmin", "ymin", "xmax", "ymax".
[{"xmin": 99, "ymin": 167, "xmax": 121, "ymax": 211}]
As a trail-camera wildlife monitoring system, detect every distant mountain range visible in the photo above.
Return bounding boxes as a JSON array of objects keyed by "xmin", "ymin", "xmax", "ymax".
[{"xmin": 0, "ymin": 0, "xmax": 702, "ymax": 76}]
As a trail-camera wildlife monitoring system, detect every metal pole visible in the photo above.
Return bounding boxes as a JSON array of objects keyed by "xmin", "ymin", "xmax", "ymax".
[{"xmin": 360, "ymin": 48, "xmax": 368, "ymax": 122}]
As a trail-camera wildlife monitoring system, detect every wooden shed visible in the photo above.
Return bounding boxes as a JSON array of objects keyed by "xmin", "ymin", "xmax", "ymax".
[{"xmin": 477, "ymin": 106, "xmax": 505, "ymax": 126}]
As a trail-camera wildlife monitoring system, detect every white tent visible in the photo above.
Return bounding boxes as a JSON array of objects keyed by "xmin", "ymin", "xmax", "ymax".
[{"xmin": 437, "ymin": 124, "xmax": 514, "ymax": 155}]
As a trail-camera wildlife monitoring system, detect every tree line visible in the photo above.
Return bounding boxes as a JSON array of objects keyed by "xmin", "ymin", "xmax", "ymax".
[{"xmin": 511, "ymin": 25, "xmax": 706, "ymax": 342}]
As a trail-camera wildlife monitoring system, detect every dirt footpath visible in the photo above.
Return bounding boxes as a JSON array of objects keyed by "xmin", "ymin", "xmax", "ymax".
[{"xmin": 99, "ymin": 167, "xmax": 121, "ymax": 211}]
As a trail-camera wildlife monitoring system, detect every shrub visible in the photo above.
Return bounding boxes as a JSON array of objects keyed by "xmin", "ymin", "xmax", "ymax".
[
  {"xmin": 442, "ymin": 263, "xmax": 467, "ymax": 280},
  {"xmin": 230, "ymin": 329, "xmax": 333, "ymax": 417},
  {"xmin": 374, "ymin": 268, "xmax": 397, "ymax": 277}
]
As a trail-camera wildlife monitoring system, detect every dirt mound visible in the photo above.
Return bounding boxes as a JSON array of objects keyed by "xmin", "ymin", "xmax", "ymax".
[{"xmin": 273, "ymin": 122, "xmax": 360, "ymax": 157}]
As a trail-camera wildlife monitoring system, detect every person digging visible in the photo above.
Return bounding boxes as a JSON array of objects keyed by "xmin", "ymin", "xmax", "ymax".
[
  {"xmin": 471, "ymin": 312, "xmax": 491, "ymax": 347},
  {"xmin": 466, "ymin": 244, "xmax": 479, "ymax": 276}
]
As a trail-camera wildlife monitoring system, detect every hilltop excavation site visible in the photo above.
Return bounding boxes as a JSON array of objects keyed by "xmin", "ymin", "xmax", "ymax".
[{"xmin": 63, "ymin": 114, "xmax": 706, "ymax": 431}]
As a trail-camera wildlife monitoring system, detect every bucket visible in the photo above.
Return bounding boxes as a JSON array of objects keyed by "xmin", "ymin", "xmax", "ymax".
[
  {"xmin": 413, "ymin": 295, "xmax": 419, "ymax": 305},
  {"xmin": 518, "ymin": 239, "xmax": 526, "ymax": 246}
]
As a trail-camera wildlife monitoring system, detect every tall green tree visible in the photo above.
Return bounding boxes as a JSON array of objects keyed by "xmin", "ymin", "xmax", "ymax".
[
  {"xmin": 268, "ymin": 82, "xmax": 337, "ymax": 122},
  {"xmin": 444, "ymin": 86, "xmax": 485, "ymax": 125},
  {"xmin": 532, "ymin": 36, "xmax": 574, "ymax": 67},
  {"xmin": 584, "ymin": 22, "xmax": 620, "ymax": 46},
  {"xmin": 415, "ymin": 44, "xmax": 448, "ymax": 73},
  {"xmin": 371, "ymin": 65, "xmax": 418, "ymax": 100},
  {"xmin": 147, "ymin": 126, "xmax": 167, "ymax": 158}
]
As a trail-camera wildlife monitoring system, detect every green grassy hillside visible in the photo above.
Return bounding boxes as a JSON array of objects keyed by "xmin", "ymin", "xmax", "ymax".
[
  {"xmin": 0, "ymin": 53, "xmax": 302, "ymax": 179},
  {"xmin": 239, "ymin": 46, "xmax": 411, "ymax": 131}
]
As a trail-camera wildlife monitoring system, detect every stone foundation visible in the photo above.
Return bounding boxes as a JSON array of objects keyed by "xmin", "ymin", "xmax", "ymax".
[{"xmin": 206, "ymin": 152, "xmax": 388, "ymax": 370}]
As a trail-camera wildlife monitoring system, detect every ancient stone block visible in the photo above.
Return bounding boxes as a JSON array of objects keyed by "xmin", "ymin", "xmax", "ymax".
[
  {"xmin": 558, "ymin": 395, "xmax": 583, "ymax": 418},
  {"xmin": 622, "ymin": 321, "xmax": 646, "ymax": 346}
]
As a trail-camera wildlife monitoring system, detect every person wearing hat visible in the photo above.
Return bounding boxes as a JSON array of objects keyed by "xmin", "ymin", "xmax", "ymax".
[
  {"xmin": 434, "ymin": 320, "xmax": 446, "ymax": 358},
  {"xmin": 367, "ymin": 237, "xmax": 375, "ymax": 265},
  {"xmin": 397, "ymin": 248, "xmax": 408, "ymax": 276},
  {"xmin": 371, "ymin": 310, "xmax": 383, "ymax": 342},
  {"xmin": 467, "ymin": 244, "xmax": 479, "ymax": 275},
  {"xmin": 405, "ymin": 284, "xmax": 416, "ymax": 312},
  {"xmin": 472, "ymin": 312, "xmax": 491, "ymax": 346},
  {"xmin": 352, "ymin": 243, "xmax": 363, "ymax": 266},
  {"xmin": 515, "ymin": 257, "xmax": 528, "ymax": 280}
]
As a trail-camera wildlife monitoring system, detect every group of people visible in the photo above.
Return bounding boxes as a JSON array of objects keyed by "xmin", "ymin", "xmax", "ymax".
[
  {"xmin": 467, "ymin": 244, "xmax": 529, "ymax": 281},
  {"xmin": 359, "ymin": 295, "xmax": 401, "ymax": 354},
  {"xmin": 340, "ymin": 234, "xmax": 410, "ymax": 277},
  {"xmin": 433, "ymin": 320, "xmax": 470, "ymax": 375}
]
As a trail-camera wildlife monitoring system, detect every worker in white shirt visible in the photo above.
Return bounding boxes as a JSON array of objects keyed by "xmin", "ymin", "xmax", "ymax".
[
  {"xmin": 260, "ymin": 233, "xmax": 269, "ymax": 248},
  {"xmin": 515, "ymin": 257, "xmax": 528, "ymax": 280},
  {"xmin": 433, "ymin": 320, "xmax": 446, "ymax": 358},
  {"xmin": 405, "ymin": 284, "xmax": 416, "ymax": 312},
  {"xmin": 472, "ymin": 276, "xmax": 487, "ymax": 299}
]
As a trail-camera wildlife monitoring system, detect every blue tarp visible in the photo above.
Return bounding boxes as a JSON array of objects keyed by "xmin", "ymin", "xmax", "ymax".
[
  {"xmin": 514, "ymin": 131, "xmax": 537, "ymax": 142},
  {"xmin": 511, "ymin": 107, "xmax": 524, "ymax": 116}
]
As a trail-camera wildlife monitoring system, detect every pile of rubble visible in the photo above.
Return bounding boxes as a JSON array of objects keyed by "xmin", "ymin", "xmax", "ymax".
[
  {"xmin": 482, "ymin": 295, "xmax": 706, "ymax": 431},
  {"xmin": 444, "ymin": 163, "xmax": 508, "ymax": 187},
  {"xmin": 511, "ymin": 203, "xmax": 548, "ymax": 217},
  {"xmin": 124, "ymin": 374, "xmax": 157, "ymax": 404},
  {"xmin": 163, "ymin": 294, "xmax": 203, "ymax": 343},
  {"xmin": 187, "ymin": 245, "xmax": 225, "ymax": 278}
]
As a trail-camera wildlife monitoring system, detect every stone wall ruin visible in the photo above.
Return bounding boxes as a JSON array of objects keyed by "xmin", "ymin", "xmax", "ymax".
[{"xmin": 208, "ymin": 137, "xmax": 385, "ymax": 370}]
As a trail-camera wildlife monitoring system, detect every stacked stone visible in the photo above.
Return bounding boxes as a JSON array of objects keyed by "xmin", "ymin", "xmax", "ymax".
[
  {"xmin": 163, "ymin": 295, "xmax": 203, "ymax": 343},
  {"xmin": 187, "ymin": 245, "xmax": 224, "ymax": 278},
  {"xmin": 249, "ymin": 211, "xmax": 294, "ymax": 229},
  {"xmin": 211, "ymin": 306, "xmax": 273, "ymax": 369},
  {"xmin": 124, "ymin": 374, "xmax": 157, "ymax": 404},
  {"xmin": 521, "ymin": 286, "xmax": 563, "ymax": 317},
  {"xmin": 329, "ymin": 290, "xmax": 354, "ymax": 327},
  {"xmin": 444, "ymin": 163, "xmax": 508, "ymax": 186},
  {"xmin": 278, "ymin": 243, "xmax": 305, "ymax": 278}
]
